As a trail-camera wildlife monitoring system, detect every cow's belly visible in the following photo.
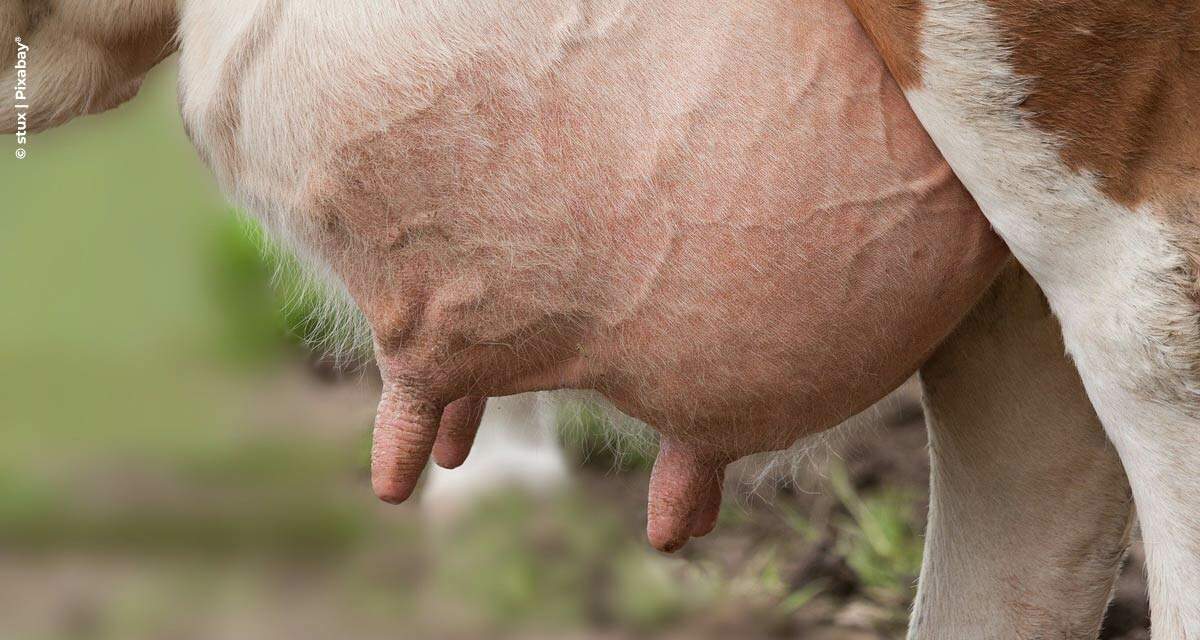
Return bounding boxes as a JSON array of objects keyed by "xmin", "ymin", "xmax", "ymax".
[{"xmin": 177, "ymin": 0, "xmax": 1006, "ymax": 457}]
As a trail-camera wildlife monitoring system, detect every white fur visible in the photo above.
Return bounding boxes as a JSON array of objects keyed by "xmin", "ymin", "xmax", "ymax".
[
  {"xmin": 178, "ymin": 0, "xmax": 607, "ymax": 242},
  {"xmin": 908, "ymin": 1, "xmax": 1200, "ymax": 634}
]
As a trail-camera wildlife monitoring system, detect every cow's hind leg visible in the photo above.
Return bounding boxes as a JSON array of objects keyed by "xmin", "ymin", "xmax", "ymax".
[
  {"xmin": 1054, "ymin": 222, "xmax": 1200, "ymax": 637},
  {"xmin": 956, "ymin": 212, "xmax": 1200, "ymax": 635},
  {"xmin": 903, "ymin": 19, "xmax": 1200, "ymax": 629},
  {"xmin": 913, "ymin": 263, "xmax": 1134, "ymax": 639}
]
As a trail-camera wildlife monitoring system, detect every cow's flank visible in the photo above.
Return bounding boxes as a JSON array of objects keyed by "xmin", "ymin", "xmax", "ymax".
[
  {"xmin": 845, "ymin": 1, "xmax": 926, "ymax": 89},
  {"xmin": 987, "ymin": 1, "xmax": 1200, "ymax": 209},
  {"xmin": 846, "ymin": 0, "xmax": 1200, "ymax": 632}
]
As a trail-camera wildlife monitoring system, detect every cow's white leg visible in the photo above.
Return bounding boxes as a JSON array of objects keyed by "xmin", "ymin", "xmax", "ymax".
[
  {"xmin": 907, "ymin": 3, "xmax": 1200, "ymax": 633},
  {"xmin": 421, "ymin": 392, "xmax": 569, "ymax": 523},
  {"xmin": 1063, "ymin": 293, "xmax": 1200, "ymax": 638},
  {"xmin": 913, "ymin": 263, "xmax": 1133, "ymax": 639}
]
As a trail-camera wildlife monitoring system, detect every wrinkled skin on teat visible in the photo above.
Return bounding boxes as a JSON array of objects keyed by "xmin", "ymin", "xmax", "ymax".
[
  {"xmin": 295, "ymin": 1, "xmax": 1007, "ymax": 552},
  {"xmin": 4, "ymin": 0, "xmax": 1008, "ymax": 553}
]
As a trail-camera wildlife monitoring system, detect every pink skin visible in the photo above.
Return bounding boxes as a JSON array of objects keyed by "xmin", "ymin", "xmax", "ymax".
[
  {"xmin": 432, "ymin": 397, "xmax": 488, "ymax": 470},
  {"xmin": 302, "ymin": 0, "xmax": 1009, "ymax": 552},
  {"xmin": 8, "ymin": 0, "xmax": 1005, "ymax": 553}
]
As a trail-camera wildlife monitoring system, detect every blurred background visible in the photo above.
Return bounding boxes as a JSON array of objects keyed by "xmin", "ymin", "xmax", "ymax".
[{"xmin": 1, "ymin": 63, "xmax": 1150, "ymax": 640}]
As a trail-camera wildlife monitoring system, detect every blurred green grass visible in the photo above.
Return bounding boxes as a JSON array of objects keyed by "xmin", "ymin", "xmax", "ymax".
[{"xmin": 1, "ymin": 65, "xmax": 233, "ymax": 469}]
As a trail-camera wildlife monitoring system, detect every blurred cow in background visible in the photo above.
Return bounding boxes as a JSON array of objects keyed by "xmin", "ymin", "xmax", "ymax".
[{"xmin": 421, "ymin": 393, "xmax": 567, "ymax": 523}]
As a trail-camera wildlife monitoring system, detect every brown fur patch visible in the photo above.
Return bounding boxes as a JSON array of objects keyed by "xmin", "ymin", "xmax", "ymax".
[
  {"xmin": 23, "ymin": 0, "xmax": 52, "ymax": 32},
  {"xmin": 844, "ymin": 0, "xmax": 926, "ymax": 89},
  {"xmin": 849, "ymin": 0, "xmax": 1200, "ymax": 208},
  {"xmin": 979, "ymin": 2, "xmax": 1200, "ymax": 413},
  {"xmin": 852, "ymin": 0, "xmax": 1200, "ymax": 411},
  {"xmin": 983, "ymin": 1, "xmax": 1200, "ymax": 209},
  {"xmin": 1, "ymin": 1, "xmax": 51, "ymax": 72}
]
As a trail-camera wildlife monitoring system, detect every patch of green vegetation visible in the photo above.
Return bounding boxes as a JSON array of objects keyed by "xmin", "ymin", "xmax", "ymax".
[
  {"xmin": 828, "ymin": 462, "xmax": 923, "ymax": 609},
  {"xmin": 434, "ymin": 492, "xmax": 626, "ymax": 630},
  {"xmin": 172, "ymin": 433, "xmax": 367, "ymax": 488},
  {"xmin": 0, "ymin": 448, "xmax": 392, "ymax": 558},
  {"xmin": 769, "ymin": 464, "xmax": 924, "ymax": 630},
  {"xmin": 556, "ymin": 401, "xmax": 657, "ymax": 473},
  {"xmin": 207, "ymin": 214, "xmax": 360, "ymax": 364},
  {"xmin": 610, "ymin": 548, "xmax": 696, "ymax": 630},
  {"xmin": 205, "ymin": 214, "xmax": 290, "ymax": 361},
  {"xmin": 432, "ymin": 491, "xmax": 732, "ymax": 634},
  {"xmin": 0, "ymin": 495, "xmax": 376, "ymax": 559}
]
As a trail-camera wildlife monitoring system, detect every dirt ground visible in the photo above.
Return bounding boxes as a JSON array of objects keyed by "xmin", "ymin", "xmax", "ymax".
[
  {"xmin": 636, "ymin": 380, "xmax": 1152, "ymax": 640},
  {"xmin": 0, "ymin": 361, "xmax": 1150, "ymax": 640}
]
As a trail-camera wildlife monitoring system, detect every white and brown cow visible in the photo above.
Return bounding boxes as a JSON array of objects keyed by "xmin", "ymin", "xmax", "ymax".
[
  {"xmin": 0, "ymin": 0, "xmax": 1174, "ymax": 637},
  {"xmin": 847, "ymin": 1, "xmax": 1200, "ymax": 635}
]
